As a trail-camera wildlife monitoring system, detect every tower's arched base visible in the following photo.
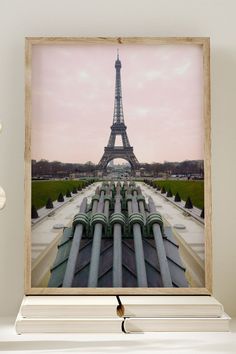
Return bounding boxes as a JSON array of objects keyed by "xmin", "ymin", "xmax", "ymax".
[{"xmin": 97, "ymin": 146, "xmax": 140, "ymax": 177}]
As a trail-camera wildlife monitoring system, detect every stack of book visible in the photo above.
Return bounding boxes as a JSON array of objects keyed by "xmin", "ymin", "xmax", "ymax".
[{"xmin": 15, "ymin": 296, "xmax": 230, "ymax": 333}]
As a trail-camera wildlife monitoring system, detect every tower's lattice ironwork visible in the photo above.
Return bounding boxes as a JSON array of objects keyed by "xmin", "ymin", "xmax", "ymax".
[{"xmin": 98, "ymin": 52, "xmax": 139, "ymax": 173}]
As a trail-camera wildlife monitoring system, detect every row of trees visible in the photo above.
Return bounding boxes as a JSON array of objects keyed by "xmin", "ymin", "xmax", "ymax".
[
  {"xmin": 32, "ymin": 159, "xmax": 97, "ymax": 178},
  {"xmin": 32, "ymin": 159, "xmax": 204, "ymax": 178},
  {"xmin": 139, "ymin": 160, "xmax": 204, "ymax": 176}
]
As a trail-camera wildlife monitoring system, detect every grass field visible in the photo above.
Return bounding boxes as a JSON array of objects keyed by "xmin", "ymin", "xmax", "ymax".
[
  {"xmin": 32, "ymin": 180, "xmax": 87, "ymax": 209},
  {"xmin": 32, "ymin": 179, "xmax": 204, "ymax": 210},
  {"xmin": 153, "ymin": 180, "xmax": 204, "ymax": 209}
]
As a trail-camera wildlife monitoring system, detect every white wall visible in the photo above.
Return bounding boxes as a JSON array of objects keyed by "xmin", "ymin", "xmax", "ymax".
[{"xmin": 0, "ymin": 0, "xmax": 235, "ymax": 317}]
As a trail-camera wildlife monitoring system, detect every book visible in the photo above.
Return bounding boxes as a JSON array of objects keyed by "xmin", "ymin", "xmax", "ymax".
[
  {"xmin": 123, "ymin": 314, "xmax": 230, "ymax": 333},
  {"xmin": 20, "ymin": 295, "xmax": 224, "ymax": 319},
  {"xmin": 15, "ymin": 314, "xmax": 123, "ymax": 334},
  {"xmin": 119, "ymin": 296, "xmax": 224, "ymax": 318},
  {"xmin": 15, "ymin": 313, "xmax": 230, "ymax": 334},
  {"xmin": 20, "ymin": 296, "xmax": 118, "ymax": 318},
  {"xmin": 16, "ymin": 295, "xmax": 229, "ymax": 334}
]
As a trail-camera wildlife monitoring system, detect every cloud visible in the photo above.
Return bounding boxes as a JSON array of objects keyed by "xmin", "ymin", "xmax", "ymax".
[
  {"xmin": 134, "ymin": 107, "xmax": 149, "ymax": 117},
  {"xmin": 77, "ymin": 70, "xmax": 89, "ymax": 80},
  {"xmin": 145, "ymin": 70, "xmax": 163, "ymax": 81},
  {"xmin": 175, "ymin": 62, "xmax": 191, "ymax": 75}
]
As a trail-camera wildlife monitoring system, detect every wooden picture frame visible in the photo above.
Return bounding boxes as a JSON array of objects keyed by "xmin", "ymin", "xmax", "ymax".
[{"xmin": 25, "ymin": 37, "xmax": 211, "ymax": 295}]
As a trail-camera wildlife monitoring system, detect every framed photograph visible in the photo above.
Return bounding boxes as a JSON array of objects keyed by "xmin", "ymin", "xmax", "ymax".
[{"xmin": 25, "ymin": 37, "xmax": 211, "ymax": 295}]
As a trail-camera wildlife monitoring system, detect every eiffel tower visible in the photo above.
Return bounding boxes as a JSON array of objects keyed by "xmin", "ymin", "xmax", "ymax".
[{"xmin": 98, "ymin": 52, "xmax": 139, "ymax": 174}]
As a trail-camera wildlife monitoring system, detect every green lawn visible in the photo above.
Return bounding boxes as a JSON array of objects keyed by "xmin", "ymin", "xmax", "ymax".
[
  {"xmin": 32, "ymin": 180, "xmax": 87, "ymax": 209},
  {"xmin": 153, "ymin": 180, "xmax": 204, "ymax": 209}
]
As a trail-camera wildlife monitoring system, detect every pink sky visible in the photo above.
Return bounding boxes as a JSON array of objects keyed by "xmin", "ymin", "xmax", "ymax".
[{"xmin": 31, "ymin": 44, "xmax": 204, "ymax": 164}]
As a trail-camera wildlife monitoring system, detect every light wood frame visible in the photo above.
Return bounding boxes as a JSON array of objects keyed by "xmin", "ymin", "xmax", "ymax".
[{"xmin": 25, "ymin": 37, "xmax": 211, "ymax": 295}]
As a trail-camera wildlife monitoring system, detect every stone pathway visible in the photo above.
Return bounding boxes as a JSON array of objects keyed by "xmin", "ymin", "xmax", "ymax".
[{"xmin": 31, "ymin": 183, "xmax": 101, "ymax": 263}]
